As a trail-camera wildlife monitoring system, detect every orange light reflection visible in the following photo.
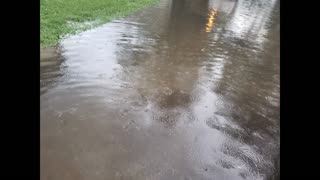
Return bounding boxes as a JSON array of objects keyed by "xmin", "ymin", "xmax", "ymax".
[{"xmin": 205, "ymin": 9, "xmax": 217, "ymax": 32}]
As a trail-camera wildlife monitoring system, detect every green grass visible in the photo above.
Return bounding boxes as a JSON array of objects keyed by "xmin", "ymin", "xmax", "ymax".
[{"xmin": 41, "ymin": 0, "xmax": 158, "ymax": 47}]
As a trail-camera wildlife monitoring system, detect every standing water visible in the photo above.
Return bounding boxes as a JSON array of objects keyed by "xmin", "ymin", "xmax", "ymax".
[{"xmin": 41, "ymin": 0, "xmax": 280, "ymax": 179}]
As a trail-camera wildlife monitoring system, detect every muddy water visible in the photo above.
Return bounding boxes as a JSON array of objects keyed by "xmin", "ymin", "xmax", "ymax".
[{"xmin": 40, "ymin": 0, "xmax": 280, "ymax": 179}]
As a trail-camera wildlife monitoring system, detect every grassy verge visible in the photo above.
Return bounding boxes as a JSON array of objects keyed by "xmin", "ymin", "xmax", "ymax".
[{"xmin": 41, "ymin": 0, "xmax": 158, "ymax": 47}]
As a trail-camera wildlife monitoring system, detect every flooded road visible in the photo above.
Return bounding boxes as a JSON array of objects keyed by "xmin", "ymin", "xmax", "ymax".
[{"xmin": 40, "ymin": 0, "xmax": 280, "ymax": 179}]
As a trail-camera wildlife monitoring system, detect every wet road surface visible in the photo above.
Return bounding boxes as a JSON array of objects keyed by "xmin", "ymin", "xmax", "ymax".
[{"xmin": 40, "ymin": 0, "xmax": 280, "ymax": 179}]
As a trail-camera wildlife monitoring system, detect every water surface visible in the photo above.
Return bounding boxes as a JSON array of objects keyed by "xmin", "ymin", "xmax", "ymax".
[{"xmin": 41, "ymin": 0, "xmax": 280, "ymax": 179}]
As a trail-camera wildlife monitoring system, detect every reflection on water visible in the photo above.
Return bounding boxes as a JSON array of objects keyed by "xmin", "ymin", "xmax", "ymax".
[
  {"xmin": 224, "ymin": 0, "xmax": 278, "ymax": 46},
  {"xmin": 205, "ymin": 8, "xmax": 217, "ymax": 32},
  {"xmin": 41, "ymin": 0, "xmax": 279, "ymax": 179}
]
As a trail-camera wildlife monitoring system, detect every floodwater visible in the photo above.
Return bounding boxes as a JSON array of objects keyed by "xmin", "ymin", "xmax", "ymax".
[{"xmin": 40, "ymin": 0, "xmax": 280, "ymax": 179}]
